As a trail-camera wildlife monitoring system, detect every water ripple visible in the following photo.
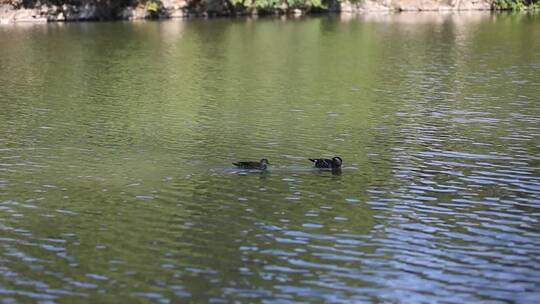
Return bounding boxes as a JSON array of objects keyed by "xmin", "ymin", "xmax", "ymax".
[{"xmin": 1, "ymin": 14, "xmax": 540, "ymax": 303}]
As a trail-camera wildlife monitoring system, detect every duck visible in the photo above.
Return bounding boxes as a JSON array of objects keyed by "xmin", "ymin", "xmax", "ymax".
[
  {"xmin": 309, "ymin": 156, "xmax": 342, "ymax": 169},
  {"xmin": 233, "ymin": 159, "xmax": 270, "ymax": 170}
]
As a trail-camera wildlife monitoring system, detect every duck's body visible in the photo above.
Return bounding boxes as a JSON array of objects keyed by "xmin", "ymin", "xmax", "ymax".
[
  {"xmin": 309, "ymin": 156, "xmax": 343, "ymax": 169},
  {"xmin": 233, "ymin": 159, "xmax": 270, "ymax": 170}
]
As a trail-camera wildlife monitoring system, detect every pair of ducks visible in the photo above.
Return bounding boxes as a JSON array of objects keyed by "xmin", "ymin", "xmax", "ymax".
[{"xmin": 233, "ymin": 156, "xmax": 343, "ymax": 170}]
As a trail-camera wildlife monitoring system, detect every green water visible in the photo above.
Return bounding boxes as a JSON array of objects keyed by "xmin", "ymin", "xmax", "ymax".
[{"xmin": 1, "ymin": 13, "xmax": 540, "ymax": 303}]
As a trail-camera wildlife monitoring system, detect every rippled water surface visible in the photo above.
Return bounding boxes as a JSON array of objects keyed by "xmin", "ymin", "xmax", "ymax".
[{"xmin": 1, "ymin": 12, "xmax": 540, "ymax": 303}]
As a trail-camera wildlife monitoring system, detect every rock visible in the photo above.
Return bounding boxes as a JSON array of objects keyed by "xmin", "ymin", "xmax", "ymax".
[
  {"xmin": 117, "ymin": 6, "xmax": 148, "ymax": 20},
  {"xmin": 161, "ymin": 0, "xmax": 188, "ymax": 18},
  {"xmin": 166, "ymin": 8, "xmax": 187, "ymax": 18},
  {"xmin": 117, "ymin": 7, "xmax": 134, "ymax": 20},
  {"xmin": 11, "ymin": 8, "xmax": 46, "ymax": 22},
  {"xmin": 78, "ymin": 4, "xmax": 97, "ymax": 20}
]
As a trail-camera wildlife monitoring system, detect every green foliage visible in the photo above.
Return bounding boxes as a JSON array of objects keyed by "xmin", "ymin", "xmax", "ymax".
[
  {"xmin": 254, "ymin": 0, "xmax": 281, "ymax": 9},
  {"xmin": 146, "ymin": 0, "xmax": 159, "ymax": 12},
  {"xmin": 494, "ymin": 0, "xmax": 539, "ymax": 10}
]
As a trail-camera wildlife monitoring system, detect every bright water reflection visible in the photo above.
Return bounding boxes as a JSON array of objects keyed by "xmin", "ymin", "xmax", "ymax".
[{"xmin": 1, "ymin": 12, "xmax": 540, "ymax": 303}]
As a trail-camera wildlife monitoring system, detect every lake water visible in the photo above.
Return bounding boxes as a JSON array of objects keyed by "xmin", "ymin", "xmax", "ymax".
[{"xmin": 1, "ymin": 12, "xmax": 539, "ymax": 303}]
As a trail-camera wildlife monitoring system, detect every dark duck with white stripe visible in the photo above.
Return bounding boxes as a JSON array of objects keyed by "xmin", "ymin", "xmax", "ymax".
[
  {"xmin": 309, "ymin": 156, "xmax": 343, "ymax": 169},
  {"xmin": 233, "ymin": 159, "xmax": 270, "ymax": 170}
]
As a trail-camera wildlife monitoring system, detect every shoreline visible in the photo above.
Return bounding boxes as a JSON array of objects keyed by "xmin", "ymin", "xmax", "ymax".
[{"xmin": 0, "ymin": 0, "xmax": 497, "ymax": 24}]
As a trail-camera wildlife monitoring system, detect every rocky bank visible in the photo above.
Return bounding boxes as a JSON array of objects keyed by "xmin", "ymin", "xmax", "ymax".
[{"xmin": 0, "ymin": 0, "xmax": 493, "ymax": 23}]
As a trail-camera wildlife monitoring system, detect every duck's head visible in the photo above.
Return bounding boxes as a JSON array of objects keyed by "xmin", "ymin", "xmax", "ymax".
[
  {"xmin": 259, "ymin": 159, "xmax": 270, "ymax": 169},
  {"xmin": 332, "ymin": 156, "xmax": 343, "ymax": 167}
]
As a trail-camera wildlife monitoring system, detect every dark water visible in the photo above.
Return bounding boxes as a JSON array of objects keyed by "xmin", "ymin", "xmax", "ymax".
[{"xmin": 1, "ymin": 12, "xmax": 539, "ymax": 303}]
